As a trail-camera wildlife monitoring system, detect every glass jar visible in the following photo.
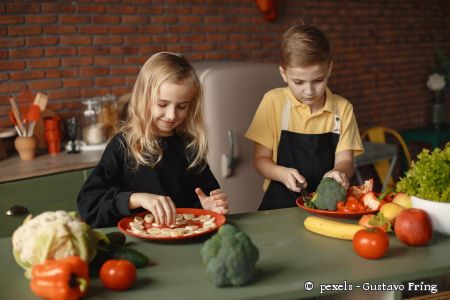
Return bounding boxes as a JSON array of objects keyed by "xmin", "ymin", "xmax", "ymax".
[
  {"xmin": 81, "ymin": 98, "xmax": 106, "ymax": 145},
  {"xmin": 98, "ymin": 94, "xmax": 119, "ymax": 140}
]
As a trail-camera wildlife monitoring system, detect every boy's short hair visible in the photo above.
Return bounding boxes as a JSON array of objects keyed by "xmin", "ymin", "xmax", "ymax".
[{"xmin": 280, "ymin": 24, "xmax": 332, "ymax": 69}]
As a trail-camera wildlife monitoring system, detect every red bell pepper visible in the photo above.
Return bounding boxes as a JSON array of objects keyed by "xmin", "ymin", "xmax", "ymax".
[{"xmin": 30, "ymin": 256, "xmax": 89, "ymax": 300}]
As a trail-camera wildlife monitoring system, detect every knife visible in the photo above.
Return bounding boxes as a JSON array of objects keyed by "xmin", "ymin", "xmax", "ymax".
[{"xmin": 296, "ymin": 181, "xmax": 308, "ymax": 198}]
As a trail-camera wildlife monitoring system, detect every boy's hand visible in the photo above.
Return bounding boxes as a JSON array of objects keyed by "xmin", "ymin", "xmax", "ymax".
[
  {"xmin": 129, "ymin": 192, "xmax": 177, "ymax": 225},
  {"xmin": 323, "ymin": 170, "xmax": 349, "ymax": 189},
  {"xmin": 277, "ymin": 167, "xmax": 307, "ymax": 192},
  {"xmin": 195, "ymin": 188, "xmax": 229, "ymax": 215}
]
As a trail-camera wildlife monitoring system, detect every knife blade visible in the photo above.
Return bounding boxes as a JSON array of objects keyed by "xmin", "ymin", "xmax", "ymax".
[{"xmin": 296, "ymin": 181, "xmax": 308, "ymax": 198}]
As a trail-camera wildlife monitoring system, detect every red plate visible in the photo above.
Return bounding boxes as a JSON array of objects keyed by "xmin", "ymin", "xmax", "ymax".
[
  {"xmin": 118, "ymin": 208, "xmax": 226, "ymax": 240},
  {"xmin": 296, "ymin": 197, "xmax": 378, "ymax": 219}
]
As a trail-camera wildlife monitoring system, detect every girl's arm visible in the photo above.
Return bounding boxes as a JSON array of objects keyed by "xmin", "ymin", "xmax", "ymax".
[
  {"xmin": 77, "ymin": 136, "xmax": 133, "ymax": 228},
  {"xmin": 253, "ymin": 142, "xmax": 306, "ymax": 192}
]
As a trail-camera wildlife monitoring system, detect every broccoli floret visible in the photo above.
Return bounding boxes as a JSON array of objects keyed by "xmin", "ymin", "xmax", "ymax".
[
  {"xmin": 200, "ymin": 224, "xmax": 259, "ymax": 287},
  {"xmin": 311, "ymin": 177, "xmax": 346, "ymax": 210}
]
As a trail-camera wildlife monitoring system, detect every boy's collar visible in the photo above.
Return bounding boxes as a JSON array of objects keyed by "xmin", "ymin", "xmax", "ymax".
[{"xmin": 286, "ymin": 87, "xmax": 336, "ymax": 113}]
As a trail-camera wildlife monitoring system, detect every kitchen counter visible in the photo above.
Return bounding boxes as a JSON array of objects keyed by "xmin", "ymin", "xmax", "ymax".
[
  {"xmin": 0, "ymin": 150, "xmax": 103, "ymax": 183},
  {"xmin": 1, "ymin": 208, "xmax": 449, "ymax": 299}
]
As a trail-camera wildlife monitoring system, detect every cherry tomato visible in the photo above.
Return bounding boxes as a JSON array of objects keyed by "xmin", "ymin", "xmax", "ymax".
[
  {"xmin": 100, "ymin": 259, "xmax": 136, "ymax": 291},
  {"xmin": 345, "ymin": 199, "xmax": 362, "ymax": 212},
  {"xmin": 337, "ymin": 201, "xmax": 346, "ymax": 211},
  {"xmin": 352, "ymin": 228, "xmax": 389, "ymax": 259}
]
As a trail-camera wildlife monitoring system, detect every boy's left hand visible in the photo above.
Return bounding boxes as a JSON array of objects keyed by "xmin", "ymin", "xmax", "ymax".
[
  {"xmin": 195, "ymin": 188, "xmax": 229, "ymax": 215},
  {"xmin": 323, "ymin": 170, "xmax": 349, "ymax": 190}
]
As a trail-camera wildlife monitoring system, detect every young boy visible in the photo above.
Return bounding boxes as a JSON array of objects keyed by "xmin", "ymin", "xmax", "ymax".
[{"xmin": 245, "ymin": 24, "xmax": 364, "ymax": 210}]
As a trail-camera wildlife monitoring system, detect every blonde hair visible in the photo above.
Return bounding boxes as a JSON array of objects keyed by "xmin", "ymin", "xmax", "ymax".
[
  {"xmin": 118, "ymin": 52, "xmax": 207, "ymax": 170},
  {"xmin": 280, "ymin": 23, "xmax": 331, "ymax": 69}
]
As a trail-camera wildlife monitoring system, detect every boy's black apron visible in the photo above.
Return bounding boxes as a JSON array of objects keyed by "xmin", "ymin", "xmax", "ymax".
[{"xmin": 259, "ymin": 99, "xmax": 341, "ymax": 210}]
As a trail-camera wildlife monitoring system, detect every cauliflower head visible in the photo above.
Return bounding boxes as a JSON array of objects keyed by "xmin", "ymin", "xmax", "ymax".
[
  {"xmin": 200, "ymin": 224, "xmax": 259, "ymax": 287},
  {"xmin": 12, "ymin": 210, "xmax": 107, "ymax": 278}
]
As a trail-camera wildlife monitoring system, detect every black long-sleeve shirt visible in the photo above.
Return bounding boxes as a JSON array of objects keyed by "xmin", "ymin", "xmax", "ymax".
[{"xmin": 77, "ymin": 133, "xmax": 220, "ymax": 228}]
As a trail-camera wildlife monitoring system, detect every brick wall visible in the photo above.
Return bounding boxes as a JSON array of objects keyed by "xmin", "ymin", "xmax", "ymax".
[{"xmin": 1, "ymin": 0, "xmax": 450, "ymax": 133}]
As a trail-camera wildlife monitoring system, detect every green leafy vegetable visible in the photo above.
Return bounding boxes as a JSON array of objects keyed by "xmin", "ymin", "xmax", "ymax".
[
  {"xmin": 200, "ymin": 224, "xmax": 259, "ymax": 287},
  {"xmin": 396, "ymin": 142, "xmax": 450, "ymax": 202},
  {"xmin": 310, "ymin": 177, "xmax": 347, "ymax": 210}
]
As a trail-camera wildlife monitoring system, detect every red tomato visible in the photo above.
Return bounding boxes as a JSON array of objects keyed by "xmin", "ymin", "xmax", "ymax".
[
  {"xmin": 100, "ymin": 259, "xmax": 137, "ymax": 291},
  {"xmin": 345, "ymin": 199, "xmax": 365, "ymax": 212},
  {"xmin": 394, "ymin": 208, "xmax": 433, "ymax": 246},
  {"xmin": 352, "ymin": 228, "xmax": 389, "ymax": 259}
]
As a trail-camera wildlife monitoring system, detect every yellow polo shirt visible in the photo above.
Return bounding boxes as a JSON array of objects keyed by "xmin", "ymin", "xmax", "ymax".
[{"xmin": 245, "ymin": 87, "xmax": 364, "ymax": 190}]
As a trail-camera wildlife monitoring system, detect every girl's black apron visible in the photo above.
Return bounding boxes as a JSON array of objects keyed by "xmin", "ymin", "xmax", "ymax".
[{"xmin": 259, "ymin": 99, "xmax": 341, "ymax": 210}]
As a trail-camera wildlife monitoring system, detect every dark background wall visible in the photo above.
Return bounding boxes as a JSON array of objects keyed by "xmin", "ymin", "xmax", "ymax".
[{"xmin": 1, "ymin": 0, "xmax": 450, "ymax": 134}]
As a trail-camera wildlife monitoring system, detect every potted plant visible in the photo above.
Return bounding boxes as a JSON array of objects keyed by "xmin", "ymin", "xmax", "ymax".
[{"xmin": 396, "ymin": 142, "xmax": 450, "ymax": 235}]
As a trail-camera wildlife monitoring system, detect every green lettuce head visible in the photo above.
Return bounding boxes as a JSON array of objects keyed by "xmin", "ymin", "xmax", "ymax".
[{"xmin": 12, "ymin": 210, "xmax": 108, "ymax": 278}]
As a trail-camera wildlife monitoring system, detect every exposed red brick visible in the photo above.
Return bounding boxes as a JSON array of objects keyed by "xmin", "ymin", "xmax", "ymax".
[
  {"xmin": 10, "ymin": 70, "xmax": 45, "ymax": 81},
  {"xmin": 59, "ymin": 15, "xmax": 91, "ymax": 24},
  {"xmin": 94, "ymin": 36, "xmax": 123, "ymax": 45},
  {"xmin": 44, "ymin": 25, "xmax": 76, "ymax": 35},
  {"xmin": 41, "ymin": 3, "xmax": 74, "ymax": 13},
  {"xmin": 110, "ymin": 26, "xmax": 138, "ymax": 34},
  {"xmin": 78, "ymin": 46, "xmax": 109, "ymax": 56},
  {"xmin": 80, "ymin": 67, "xmax": 110, "ymax": 77},
  {"xmin": 0, "ymin": 60, "xmax": 26, "ymax": 71},
  {"xmin": 124, "ymin": 36, "xmax": 152, "ymax": 44},
  {"xmin": 46, "ymin": 69, "xmax": 78, "ymax": 79},
  {"xmin": 76, "ymin": 4, "xmax": 107, "ymax": 14},
  {"xmin": 108, "ymin": 5, "xmax": 136, "ymax": 14},
  {"xmin": 29, "ymin": 80, "xmax": 62, "ymax": 91},
  {"xmin": 25, "ymin": 15, "xmax": 58, "ymax": 24},
  {"xmin": 0, "ymin": 82, "xmax": 26, "ymax": 93},
  {"xmin": 92, "ymin": 15, "xmax": 121, "ymax": 24},
  {"xmin": 63, "ymin": 78, "xmax": 93, "ymax": 88},
  {"xmin": 60, "ymin": 36, "xmax": 92, "ymax": 46},
  {"xmin": 78, "ymin": 26, "xmax": 109, "ymax": 35},
  {"xmin": 0, "ymin": 38, "xmax": 24, "ymax": 48},
  {"xmin": 122, "ymin": 15, "xmax": 149, "ymax": 24},
  {"xmin": 95, "ymin": 56, "xmax": 124, "ymax": 65},
  {"xmin": 153, "ymin": 35, "xmax": 179, "ymax": 43},
  {"xmin": 111, "ymin": 66, "xmax": 139, "ymax": 76},
  {"xmin": 95, "ymin": 77, "xmax": 124, "ymax": 87},
  {"xmin": 61, "ymin": 57, "xmax": 94, "ymax": 67},
  {"xmin": 26, "ymin": 36, "xmax": 59, "ymax": 47},
  {"xmin": 151, "ymin": 16, "xmax": 178, "ymax": 23},
  {"xmin": 0, "ymin": 15, "xmax": 24, "ymax": 24},
  {"xmin": 28, "ymin": 58, "xmax": 61, "ymax": 69},
  {"xmin": 8, "ymin": 26, "xmax": 42, "ymax": 36},
  {"xmin": 178, "ymin": 16, "xmax": 202, "ymax": 24},
  {"xmin": 45, "ymin": 47, "xmax": 77, "ymax": 57},
  {"xmin": 109, "ymin": 46, "xmax": 139, "ymax": 55},
  {"xmin": 9, "ymin": 48, "xmax": 44, "ymax": 59},
  {"xmin": 6, "ymin": 3, "xmax": 40, "ymax": 13},
  {"xmin": 139, "ymin": 45, "xmax": 166, "ymax": 55},
  {"xmin": 139, "ymin": 25, "xmax": 165, "ymax": 34},
  {"xmin": 124, "ymin": 56, "xmax": 148, "ymax": 65}
]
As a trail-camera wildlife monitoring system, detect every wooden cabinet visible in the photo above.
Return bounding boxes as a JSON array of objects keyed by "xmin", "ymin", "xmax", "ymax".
[{"xmin": 0, "ymin": 169, "xmax": 92, "ymax": 237}]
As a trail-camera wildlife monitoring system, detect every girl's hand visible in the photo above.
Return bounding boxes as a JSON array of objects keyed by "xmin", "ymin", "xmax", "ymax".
[
  {"xmin": 129, "ymin": 192, "xmax": 177, "ymax": 225},
  {"xmin": 195, "ymin": 188, "xmax": 229, "ymax": 215},
  {"xmin": 277, "ymin": 167, "xmax": 306, "ymax": 192},
  {"xmin": 323, "ymin": 170, "xmax": 349, "ymax": 189}
]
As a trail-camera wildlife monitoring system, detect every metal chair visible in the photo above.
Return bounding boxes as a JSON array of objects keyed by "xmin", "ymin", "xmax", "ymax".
[{"xmin": 360, "ymin": 126, "xmax": 412, "ymax": 189}]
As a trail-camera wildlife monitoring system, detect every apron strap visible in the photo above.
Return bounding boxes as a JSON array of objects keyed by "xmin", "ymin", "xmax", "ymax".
[
  {"xmin": 281, "ymin": 99, "xmax": 291, "ymax": 131},
  {"xmin": 331, "ymin": 110, "xmax": 341, "ymax": 134}
]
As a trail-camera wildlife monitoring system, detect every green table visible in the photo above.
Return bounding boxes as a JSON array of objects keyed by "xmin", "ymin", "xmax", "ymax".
[
  {"xmin": 1, "ymin": 208, "xmax": 449, "ymax": 299},
  {"xmin": 401, "ymin": 125, "xmax": 450, "ymax": 149}
]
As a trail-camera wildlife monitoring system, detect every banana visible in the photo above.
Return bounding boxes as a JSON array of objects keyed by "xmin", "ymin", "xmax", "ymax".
[{"xmin": 303, "ymin": 216, "xmax": 365, "ymax": 240}]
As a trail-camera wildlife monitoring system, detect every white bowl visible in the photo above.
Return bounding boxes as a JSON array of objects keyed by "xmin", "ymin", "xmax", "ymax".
[{"xmin": 411, "ymin": 196, "xmax": 450, "ymax": 236}]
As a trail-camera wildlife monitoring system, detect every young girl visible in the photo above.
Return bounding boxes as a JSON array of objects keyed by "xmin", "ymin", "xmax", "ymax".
[
  {"xmin": 77, "ymin": 52, "xmax": 228, "ymax": 227},
  {"xmin": 246, "ymin": 24, "xmax": 364, "ymax": 210}
]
